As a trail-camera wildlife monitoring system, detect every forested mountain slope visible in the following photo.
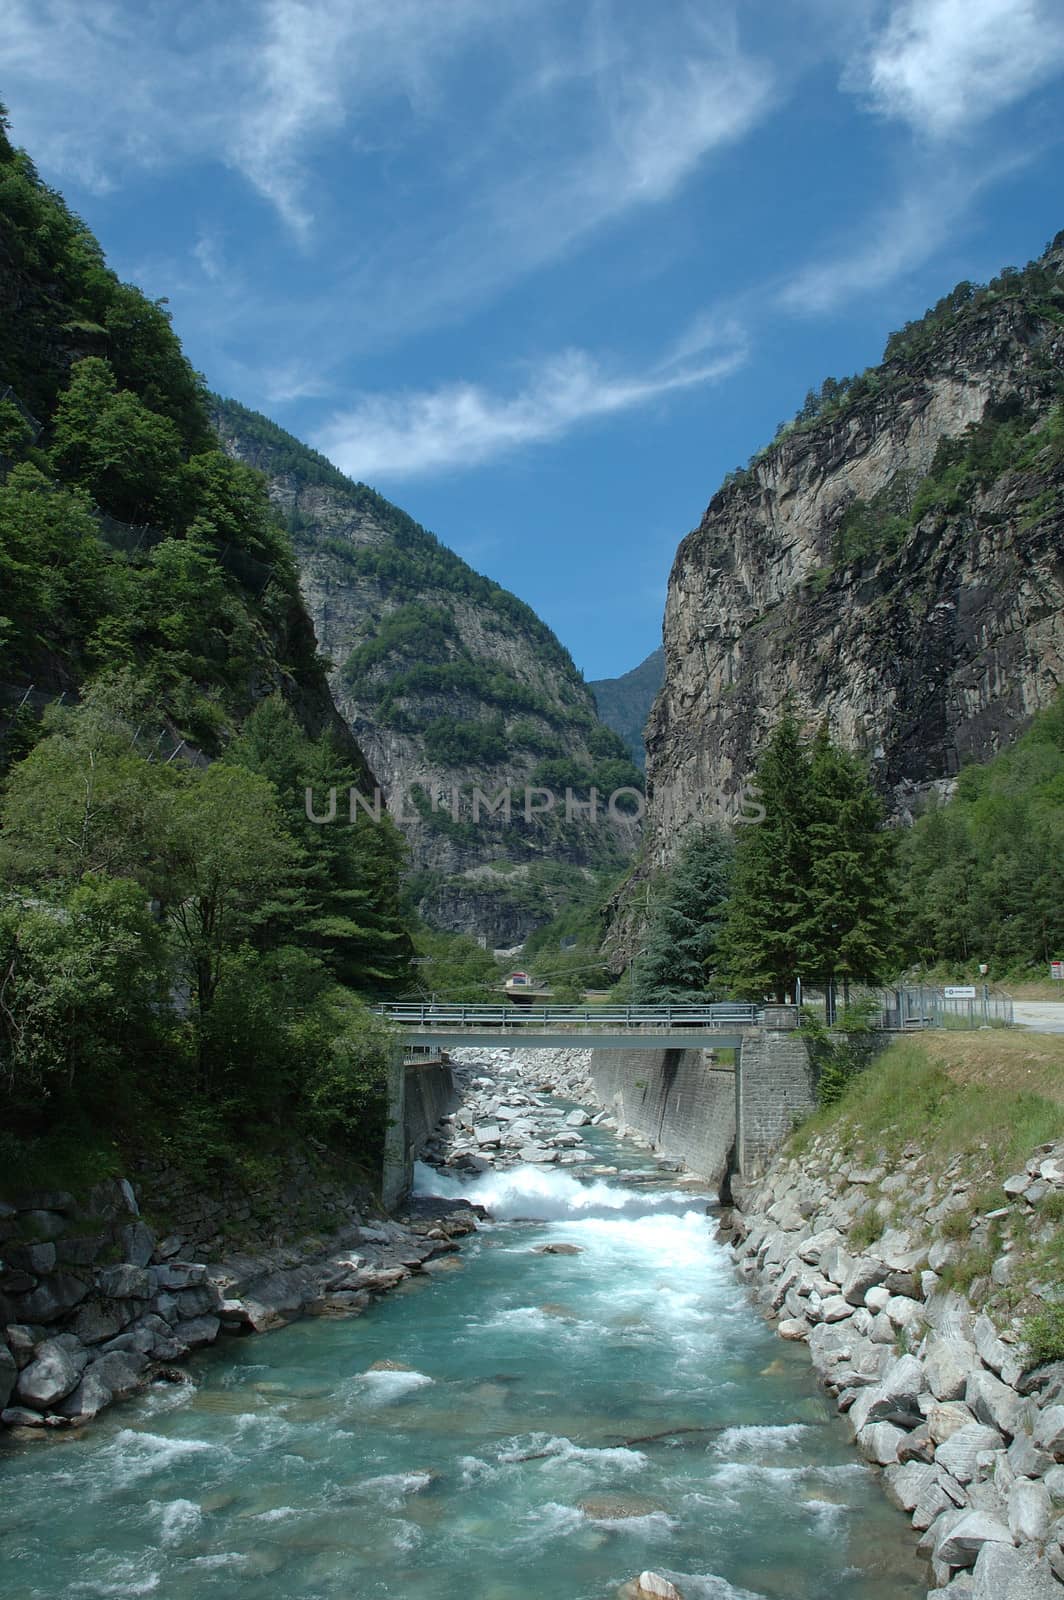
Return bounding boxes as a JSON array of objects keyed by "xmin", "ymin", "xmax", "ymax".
[
  {"xmin": 646, "ymin": 235, "xmax": 1064, "ymax": 868},
  {"xmin": 0, "ymin": 108, "xmax": 408, "ymax": 1182},
  {"xmin": 214, "ymin": 399, "xmax": 642, "ymax": 946}
]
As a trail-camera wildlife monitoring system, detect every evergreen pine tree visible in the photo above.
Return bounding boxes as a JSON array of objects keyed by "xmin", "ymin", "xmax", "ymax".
[
  {"xmin": 806, "ymin": 724, "xmax": 898, "ymax": 1003},
  {"xmin": 720, "ymin": 715, "xmax": 818, "ymax": 1001},
  {"xmin": 631, "ymin": 824, "xmax": 733, "ymax": 1002}
]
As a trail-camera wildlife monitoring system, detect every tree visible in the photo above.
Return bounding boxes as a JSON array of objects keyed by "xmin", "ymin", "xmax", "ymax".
[
  {"xmin": 631, "ymin": 825, "xmax": 734, "ymax": 1001},
  {"xmin": 806, "ymin": 725, "xmax": 898, "ymax": 1003},
  {"xmin": 0, "ymin": 465, "xmax": 111, "ymax": 667},
  {"xmin": 720, "ymin": 715, "xmax": 818, "ymax": 1001},
  {"xmin": 721, "ymin": 717, "xmax": 896, "ymax": 1002},
  {"xmin": 226, "ymin": 695, "xmax": 411, "ymax": 992},
  {"xmin": 0, "ymin": 875, "xmax": 170, "ymax": 1122},
  {"xmin": 48, "ymin": 356, "xmax": 185, "ymax": 525}
]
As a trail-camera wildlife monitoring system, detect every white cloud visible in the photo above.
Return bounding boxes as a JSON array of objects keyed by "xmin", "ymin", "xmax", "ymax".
[
  {"xmin": 858, "ymin": 0, "xmax": 1064, "ymax": 136},
  {"xmin": 192, "ymin": 230, "xmax": 225, "ymax": 282},
  {"xmin": 777, "ymin": 150, "xmax": 1032, "ymax": 314},
  {"xmin": 313, "ymin": 336, "xmax": 747, "ymax": 479}
]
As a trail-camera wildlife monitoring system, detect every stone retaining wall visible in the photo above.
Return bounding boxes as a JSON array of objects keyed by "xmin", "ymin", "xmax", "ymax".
[{"xmin": 725, "ymin": 1133, "xmax": 1064, "ymax": 1596}]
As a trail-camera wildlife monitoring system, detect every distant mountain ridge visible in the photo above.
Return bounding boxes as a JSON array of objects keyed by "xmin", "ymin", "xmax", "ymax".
[
  {"xmin": 213, "ymin": 398, "xmax": 642, "ymax": 945},
  {"xmin": 590, "ymin": 648, "xmax": 664, "ymax": 771}
]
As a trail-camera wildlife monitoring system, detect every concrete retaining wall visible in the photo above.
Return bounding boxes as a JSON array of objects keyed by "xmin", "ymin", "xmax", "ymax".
[
  {"xmin": 589, "ymin": 1032, "xmax": 815, "ymax": 1191},
  {"xmin": 383, "ymin": 1056, "xmax": 459, "ymax": 1209},
  {"xmin": 589, "ymin": 1048, "xmax": 737, "ymax": 1189},
  {"xmin": 404, "ymin": 1061, "xmax": 458, "ymax": 1164}
]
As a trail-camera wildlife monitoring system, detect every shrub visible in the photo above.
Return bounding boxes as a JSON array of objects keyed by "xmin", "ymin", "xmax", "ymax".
[{"xmin": 1023, "ymin": 1303, "xmax": 1064, "ymax": 1366}]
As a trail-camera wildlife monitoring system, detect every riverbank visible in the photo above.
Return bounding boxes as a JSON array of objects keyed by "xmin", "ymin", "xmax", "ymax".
[
  {"xmin": 723, "ymin": 1035, "xmax": 1064, "ymax": 1598},
  {"xmin": 0, "ymin": 1152, "xmax": 479, "ymax": 1435}
]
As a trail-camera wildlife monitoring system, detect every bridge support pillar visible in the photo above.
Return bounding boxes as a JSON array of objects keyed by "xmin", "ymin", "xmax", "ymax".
[
  {"xmin": 735, "ymin": 1030, "xmax": 815, "ymax": 1179},
  {"xmin": 381, "ymin": 1039, "xmax": 410, "ymax": 1209}
]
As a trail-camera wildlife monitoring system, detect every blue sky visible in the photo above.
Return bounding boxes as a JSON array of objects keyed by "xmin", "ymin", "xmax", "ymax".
[{"xmin": 5, "ymin": 1, "xmax": 1064, "ymax": 678}]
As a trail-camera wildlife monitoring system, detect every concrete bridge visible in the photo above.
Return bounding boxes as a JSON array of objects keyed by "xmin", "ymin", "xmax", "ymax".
[{"xmin": 377, "ymin": 1003, "xmax": 814, "ymax": 1206}]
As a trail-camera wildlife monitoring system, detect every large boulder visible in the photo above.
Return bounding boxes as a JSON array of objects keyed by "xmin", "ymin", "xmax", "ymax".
[
  {"xmin": 171, "ymin": 1315, "xmax": 219, "ymax": 1350},
  {"xmin": 935, "ymin": 1510, "xmax": 1012, "ymax": 1569},
  {"xmin": 848, "ymin": 1354, "xmax": 925, "ymax": 1432},
  {"xmin": 856, "ymin": 1421, "xmax": 905, "ymax": 1464},
  {"xmin": 936, "ymin": 1424, "xmax": 1007, "ymax": 1484},
  {"xmin": 1033, "ymin": 1405, "xmax": 1064, "ymax": 1460},
  {"xmin": 926, "ymin": 1337, "xmax": 981, "ymax": 1402},
  {"xmin": 1008, "ymin": 1477, "xmax": 1052, "ymax": 1545},
  {"xmin": 55, "ymin": 1370, "xmax": 114, "ymax": 1421},
  {"xmin": 14, "ymin": 1274, "xmax": 90, "ymax": 1324},
  {"xmin": 85, "ymin": 1350, "xmax": 148, "ymax": 1401},
  {"xmin": 15, "ymin": 1338, "xmax": 88, "ymax": 1409},
  {"xmin": 972, "ymin": 1543, "xmax": 1062, "ymax": 1600},
  {"xmin": 118, "ymin": 1222, "xmax": 156, "ymax": 1268},
  {"xmin": 966, "ymin": 1369, "xmax": 1024, "ymax": 1439},
  {"xmin": 0, "ymin": 1344, "xmax": 16, "ymax": 1410},
  {"xmin": 96, "ymin": 1264, "xmax": 153, "ymax": 1301}
]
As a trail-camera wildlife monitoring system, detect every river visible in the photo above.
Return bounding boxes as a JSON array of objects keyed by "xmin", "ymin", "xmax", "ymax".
[{"xmin": 0, "ymin": 1114, "xmax": 926, "ymax": 1599}]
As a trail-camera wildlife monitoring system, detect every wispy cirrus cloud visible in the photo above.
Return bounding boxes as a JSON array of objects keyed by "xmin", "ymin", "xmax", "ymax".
[
  {"xmin": 313, "ymin": 332, "xmax": 747, "ymax": 479},
  {"xmin": 854, "ymin": 0, "xmax": 1064, "ymax": 137}
]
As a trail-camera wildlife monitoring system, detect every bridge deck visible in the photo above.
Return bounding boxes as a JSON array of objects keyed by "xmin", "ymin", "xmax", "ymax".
[{"xmin": 378, "ymin": 1003, "xmax": 765, "ymax": 1053}]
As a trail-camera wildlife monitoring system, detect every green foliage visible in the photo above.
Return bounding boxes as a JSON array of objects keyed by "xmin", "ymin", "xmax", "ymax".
[
  {"xmin": 721, "ymin": 717, "xmax": 898, "ymax": 1000},
  {"xmin": 1022, "ymin": 1304, "xmax": 1064, "ymax": 1367},
  {"xmin": 789, "ymin": 1039, "xmax": 1064, "ymax": 1169},
  {"xmin": 0, "ymin": 397, "xmax": 34, "ymax": 458},
  {"xmin": 48, "ymin": 357, "xmax": 186, "ymax": 524},
  {"xmin": 303, "ymin": 997, "xmax": 393, "ymax": 1145},
  {"xmin": 422, "ymin": 714, "xmax": 509, "ymax": 767},
  {"xmin": 0, "ymin": 465, "xmax": 112, "ymax": 670},
  {"xmin": 0, "ymin": 683, "xmax": 407, "ymax": 1166},
  {"xmin": 0, "ymin": 111, "xmax": 412, "ymax": 1186},
  {"xmin": 631, "ymin": 825, "xmax": 734, "ymax": 1002},
  {"xmin": 901, "ymin": 692, "xmax": 1064, "ymax": 971},
  {"xmin": 343, "ymin": 602, "xmax": 457, "ymax": 681},
  {"xmin": 833, "ymin": 475, "xmax": 915, "ymax": 562},
  {"xmin": 0, "ymin": 875, "xmax": 171, "ymax": 1120},
  {"xmin": 801, "ymin": 998, "xmax": 884, "ymax": 1107},
  {"xmin": 409, "ymin": 923, "xmax": 501, "ymax": 1002}
]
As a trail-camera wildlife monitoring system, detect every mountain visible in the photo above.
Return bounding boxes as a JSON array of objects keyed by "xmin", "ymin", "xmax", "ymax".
[
  {"xmin": 213, "ymin": 399, "xmax": 643, "ymax": 945},
  {"xmin": 644, "ymin": 235, "xmax": 1064, "ymax": 874},
  {"xmin": 590, "ymin": 648, "xmax": 665, "ymax": 770},
  {"xmin": 0, "ymin": 107, "xmax": 411, "ymax": 1188}
]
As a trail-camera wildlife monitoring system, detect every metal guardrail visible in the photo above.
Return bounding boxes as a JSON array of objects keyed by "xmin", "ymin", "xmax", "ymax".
[{"xmin": 376, "ymin": 1003, "xmax": 761, "ymax": 1029}]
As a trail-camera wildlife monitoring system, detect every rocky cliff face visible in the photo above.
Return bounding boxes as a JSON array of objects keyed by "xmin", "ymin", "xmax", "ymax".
[
  {"xmin": 646, "ymin": 238, "xmax": 1064, "ymax": 869},
  {"xmin": 214, "ymin": 400, "xmax": 641, "ymax": 943}
]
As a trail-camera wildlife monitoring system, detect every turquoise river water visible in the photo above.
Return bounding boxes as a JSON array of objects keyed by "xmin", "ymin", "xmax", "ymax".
[{"xmin": 0, "ymin": 1122, "xmax": 927, "ymax": 1599}]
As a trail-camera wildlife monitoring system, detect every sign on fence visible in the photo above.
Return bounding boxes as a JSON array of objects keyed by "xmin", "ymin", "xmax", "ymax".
[
  {"xmin": 944, "ymin": 985, "xmax": 977, "ymax": 999},
  {"xmin": 1052, "ymin": 961, "xmax": 1064, "ymax": 982}
]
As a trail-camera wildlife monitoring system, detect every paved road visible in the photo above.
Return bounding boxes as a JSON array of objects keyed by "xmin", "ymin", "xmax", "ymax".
[{"xmin": 1013, "ymin": 1001, "xmax": 1064, "ymax": 1034}]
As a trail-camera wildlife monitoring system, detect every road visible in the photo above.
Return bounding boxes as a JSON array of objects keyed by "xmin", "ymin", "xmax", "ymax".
[{"xmin": 1013, "ymin": 1001, "xmax": 1064, "ymax": 1034}]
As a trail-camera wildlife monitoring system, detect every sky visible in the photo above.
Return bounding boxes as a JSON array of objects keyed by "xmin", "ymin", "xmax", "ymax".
[{"xmin": 4, "ymin": 1, "xmax": 1064, "ymax": 679}]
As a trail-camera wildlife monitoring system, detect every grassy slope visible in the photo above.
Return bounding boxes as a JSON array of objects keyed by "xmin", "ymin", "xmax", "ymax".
[{"xmin": 790, "ymin": 1031, "xmax": 1064, "ymax": 1331}]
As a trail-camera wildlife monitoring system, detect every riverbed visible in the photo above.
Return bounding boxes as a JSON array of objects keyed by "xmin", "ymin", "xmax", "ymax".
[{"xmin": 0, "ymin": 1116, "xmax": 927, "ymax": 1599}]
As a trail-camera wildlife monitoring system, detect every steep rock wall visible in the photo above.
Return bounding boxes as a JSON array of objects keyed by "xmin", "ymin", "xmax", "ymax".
[{"xmin": 645, "ymin": 243, "xmax": 1064, "ymax": 875}]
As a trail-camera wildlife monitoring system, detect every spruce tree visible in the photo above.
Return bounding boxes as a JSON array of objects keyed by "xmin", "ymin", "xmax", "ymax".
[
  {"xmin": 721, "ymin": 716, "xmax": 897, "ymax": 1002},
  {"xmin": 806, "ymin": 724, "xmax": 898, "ymax": 1003},
  {"xmin": 631, "ymin": 824, "xmax": 734, "ymax": 1002},
  {"xmin": 720, "ymin": 715, "xmax": 818, "ymax": 1001}
]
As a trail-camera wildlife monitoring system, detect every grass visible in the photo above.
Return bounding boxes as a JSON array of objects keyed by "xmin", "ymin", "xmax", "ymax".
[{"xmin": 788, "ymin": 1036, "xmax": 1064, "ymax": 1175}]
